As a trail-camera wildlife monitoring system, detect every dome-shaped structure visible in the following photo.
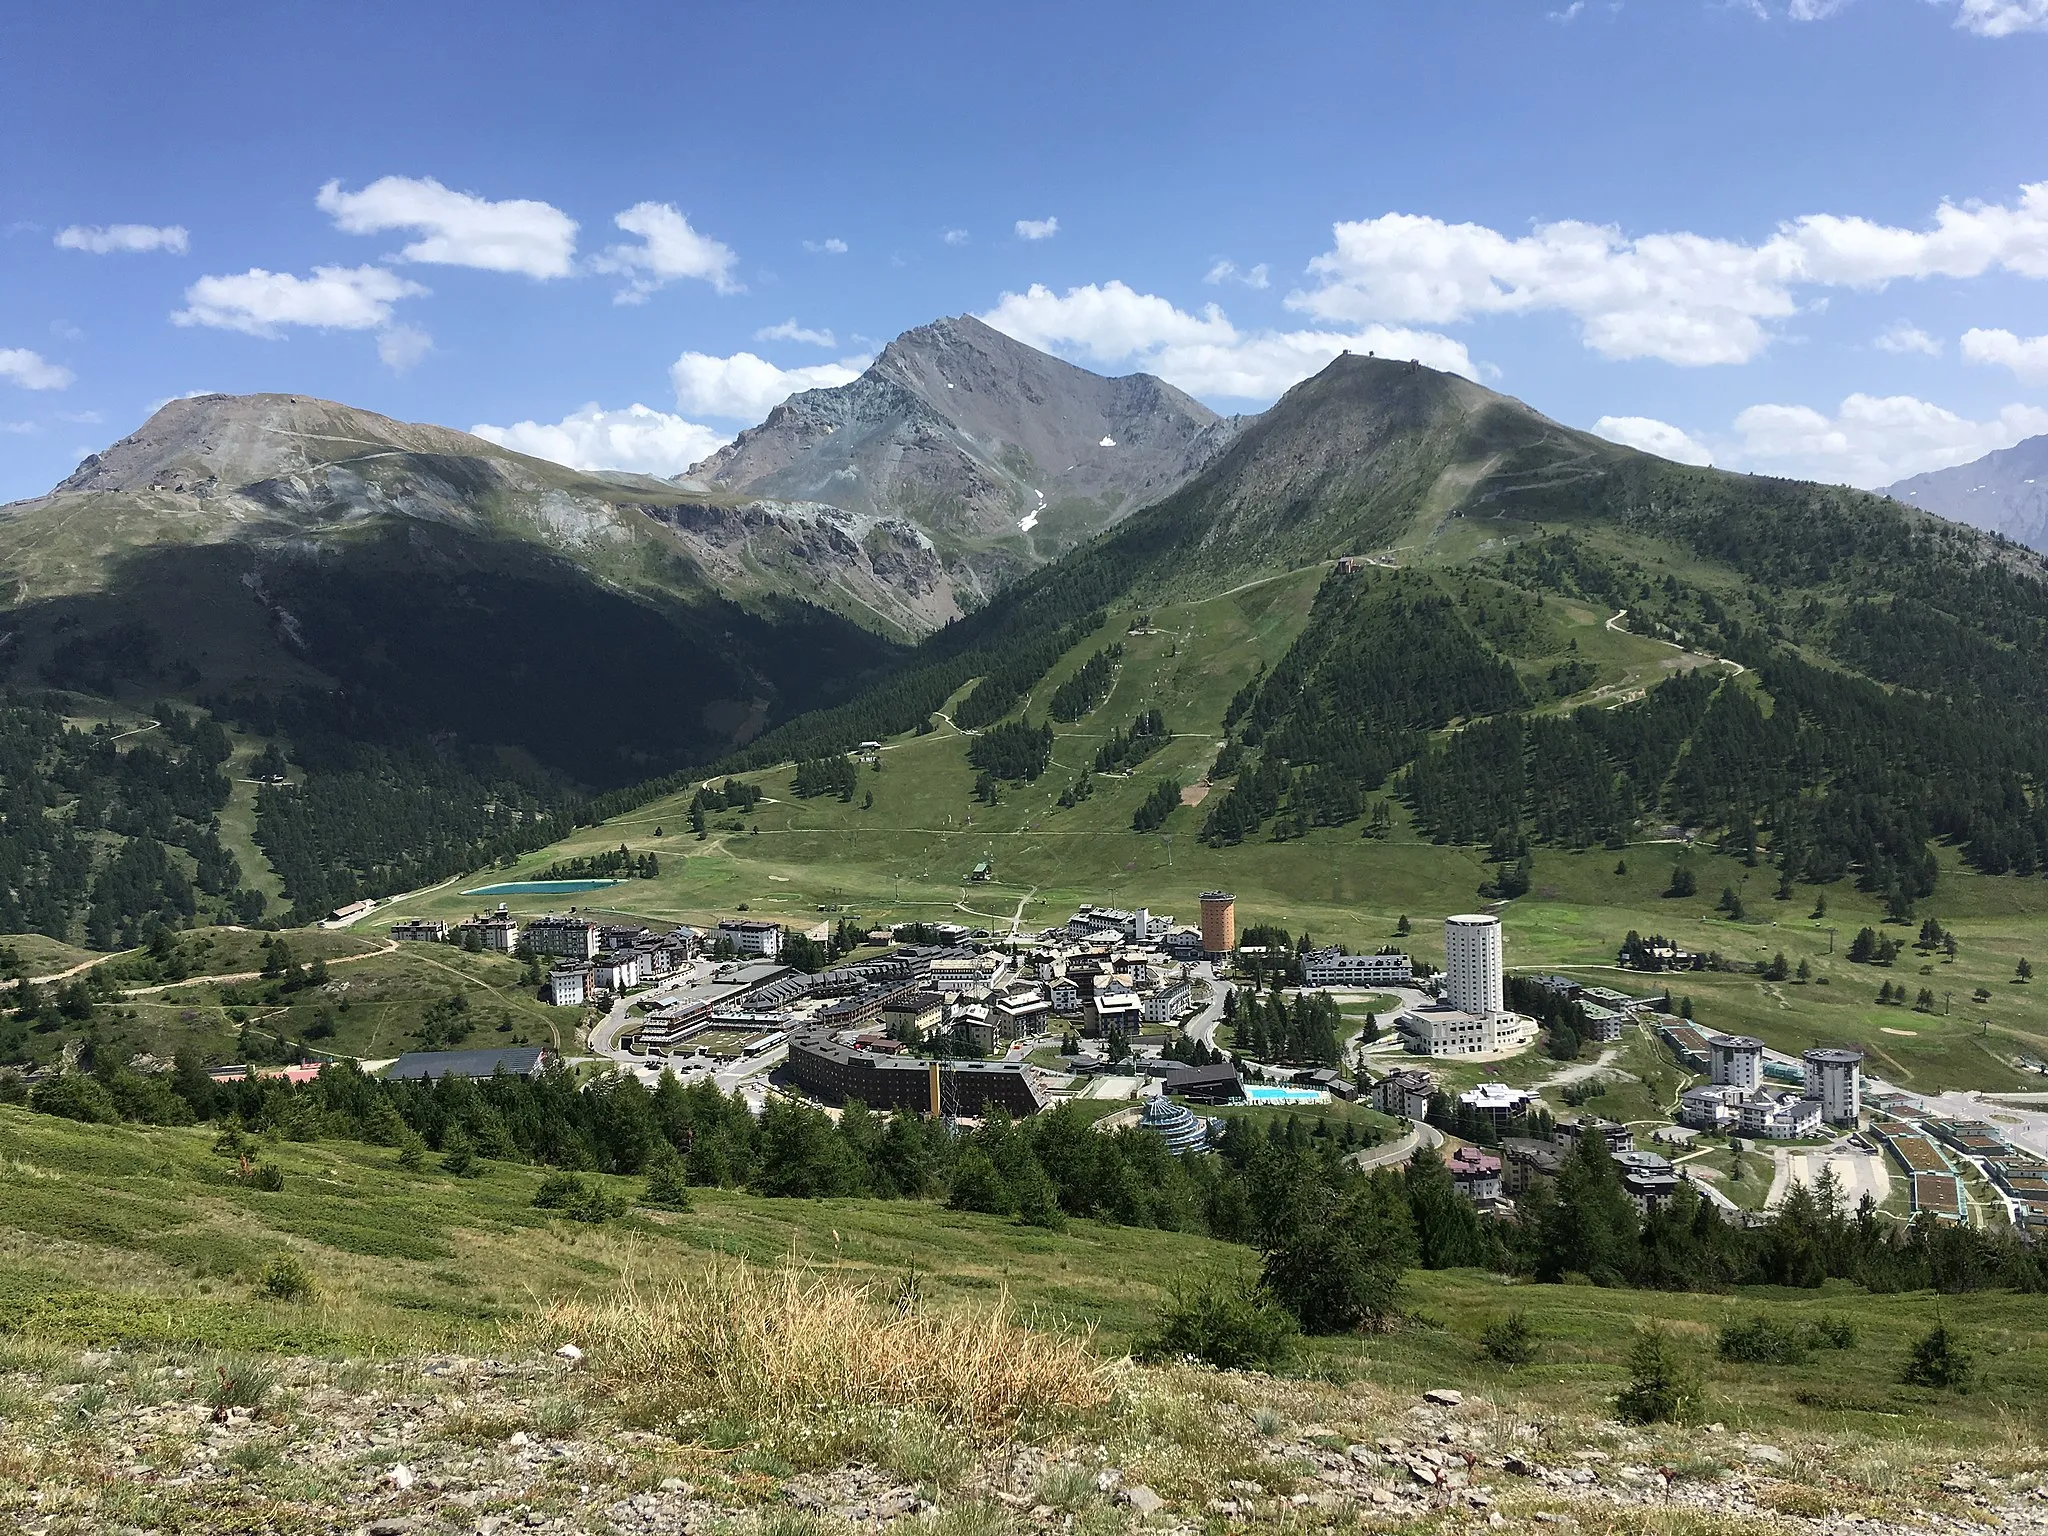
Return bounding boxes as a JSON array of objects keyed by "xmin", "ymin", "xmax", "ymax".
[{"xmin": 1138, "ymin": 1094, "xmax": 1211, "ymax": 1155}]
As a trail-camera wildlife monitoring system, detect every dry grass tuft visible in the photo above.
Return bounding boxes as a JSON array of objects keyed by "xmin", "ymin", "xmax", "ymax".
[{"xmin": 539, "ymin": 1257, "xmax": 1110, "ymax": 1440}]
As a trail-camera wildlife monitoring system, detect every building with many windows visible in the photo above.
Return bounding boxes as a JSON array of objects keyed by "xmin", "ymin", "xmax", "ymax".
[
  {"xmin": 524, "ymin": 915, "xmax": 602, "ymax": 960},
  {"xmin": 1395, "ymin": 1006, "xmax": 1537, "ymax": 1057},
  {"xmin": 1458, "ymin": 1081, "xmax": 1539, "ymax": 1125},
  {"xmin": 1371, "ymin": 1067, "xmax": 1436, "ymax": 1118},
  {"xmin": 1141, "ymin": 978, "xmax": 1193, "ymax": 1023},
  {"xmin": 1443, "ymin": 914, "xmax": 1504, "ymax": 1015},
  {"xmin": 1708, "ymin": 1033, "xmax": 1766, "ymax": 1093},
  {"xmin": 1301, "ymin": 948, "xmax": 1413, "ymax": 988},
  {"xmin": 1802, "ymin": 1047, "xmax": 1863, "ymax": 1126},
  {"xmin": 1199, "ymin": 891, "xmax": 1236, "ymax": 958},
  {"xmin": 717, "ymin": 919, "xmax": 784, "ymax": 958}
]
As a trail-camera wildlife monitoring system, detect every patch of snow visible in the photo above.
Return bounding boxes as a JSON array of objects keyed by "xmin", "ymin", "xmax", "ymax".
[
  {"xmin": 1019, "ymin": 487, "xmax": 1045, "ymax": 534},
  {"xmin": 1099, "ymin": 435, "xmax": 1116, "ymax": 447}
]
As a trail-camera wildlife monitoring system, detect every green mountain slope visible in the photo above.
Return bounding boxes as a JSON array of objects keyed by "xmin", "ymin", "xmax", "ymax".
[{"xmin": 0, "ymin": 393, "xmax": 920, "ymax": 785}]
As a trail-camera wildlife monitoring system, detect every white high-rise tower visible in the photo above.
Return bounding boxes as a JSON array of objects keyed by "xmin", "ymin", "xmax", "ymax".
[
  {"xmin": 1443, "ymin": 914, "xmax": 1504, "ymax": 1015},
  {"xmin": 1802, "ymin": 1047, "xmax": 1863, "ymax": 1126}
]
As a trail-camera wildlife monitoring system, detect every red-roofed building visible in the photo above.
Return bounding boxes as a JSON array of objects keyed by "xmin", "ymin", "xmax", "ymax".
[{"xmin": 1448, "ymin": 1145, "xmax": 1503, "ymax": 1200}]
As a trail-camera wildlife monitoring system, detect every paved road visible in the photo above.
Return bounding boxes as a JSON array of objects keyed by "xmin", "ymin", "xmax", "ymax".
[
  {"xmin": 1183, "ymin": 964, "xmax": 1227, "ymax": 1050},
  {"xmin": 1350, "ymin": 1119, "xmax": 1442, "ymax": 1171}
]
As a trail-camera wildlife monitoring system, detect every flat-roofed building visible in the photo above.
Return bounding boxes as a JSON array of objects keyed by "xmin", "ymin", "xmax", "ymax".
[
  {"xmin": 525, "ymin": 915, "xmax": 601, "ymax": 960},
  {"xmin": 882, "ymin": 990, "xmax": 944, "ymax": 1038},
  {"xmin": 718, "ymin": 919, "xmax": 784, "ymax": 958},
  {"xmin": 1802, "ymin": 1046, "xmax": 1863, "ymax": 1126},
  {"xmin": 787, "ymin": 1026, "xmax": 1048, "ymax": 1117},
  {"xmin": 1091, "ymin": 983, "xmax": 1145, "ymax": 1036},
  {"xmin": 1578, "ymin": 1003, "xmax": 1627, "ymax": 1043},
  {"xmin": 1395, "ymin": 1006, "xmax": 1536, "ymax": 1057},
  {"xmin": 1614, "ymin": 1150, "xmax": 1681, "ymax": 1213},
  {"xmin": 547, "ymin": 967, "xmax": 591, "ymax": 1007},
  {"xmin": 1199, "ymin": 892, "xmax": 1236, "ymax": 959},
  {"xmin": 1443, "ymin": 914, "xmax": 1504, "ymax": 1015},
  {"xmin": 1302, "ymin": 948, "xmax": 1413, "ymax": 988},
  {"xmin": 1708, "ymin": 1033, "xmax": 1766, "ymax": 1093}
]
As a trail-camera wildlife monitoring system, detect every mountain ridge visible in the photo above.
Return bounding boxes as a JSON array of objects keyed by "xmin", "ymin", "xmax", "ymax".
[
  {"xmin": 1884, "ymin": 433, "xmax": 2048, "ymax": 554},
  {"xmin": 0, "ymin": 392, "xmax": 926, "ymax": 786}
]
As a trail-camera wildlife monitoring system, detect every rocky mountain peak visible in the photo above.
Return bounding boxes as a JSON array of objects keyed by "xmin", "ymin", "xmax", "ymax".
[
  {"xmin": 687, "ymin": 317, "xmax": 1242, "ymax": 582},
  {"xmin": 1885, "ymin": 434, "xmax": 2048, "ymax": 554}
]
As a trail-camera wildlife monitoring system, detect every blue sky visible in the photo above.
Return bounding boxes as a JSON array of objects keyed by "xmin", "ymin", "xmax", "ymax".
[{"xmin": 4, "ymin": 0, "xmax": 2047, "ymax": 502}]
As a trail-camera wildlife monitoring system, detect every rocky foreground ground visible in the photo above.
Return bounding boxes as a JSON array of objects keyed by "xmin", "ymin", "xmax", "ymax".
[{"xmin": 3, "ymin": 1345, "xmax": 2046, "ymax": 1536}]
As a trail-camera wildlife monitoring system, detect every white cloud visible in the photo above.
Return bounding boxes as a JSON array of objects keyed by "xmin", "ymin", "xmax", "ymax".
[
  {"xmin": 804, "ymin": 237, "xmax": 849, "ymax": 254},
  {"xmin": 1961, "ymin": 326, "xmax": 2048, "ymax": 383},
  {"xmin": 1874, "ymin": 321, "xmax": 1941, "ymax": 355},
  {"xmin": 755, "ymin": 318, "xmax": 838, "ymax": 347},
  {"xmin": 1788, "ymin": 0, "xmax": 1852, "ymax": 18},
  {"xmin": 1592, "ymin": 415, "xmax": 1715, "ymax": 465},
  {"xmin": 1953, "ymin": 0, "xmax": 2048, "ymax": 35},
  {"xmin": 56, "ymin": 410, "xmax": 102, "ymax": 425},
  {"xmin": 2, "ymin": 421, "xmax": 36, "ymax": 434},
  {"xmin": 1730, "ymin": 393, "xmax": 2048, "ymax": 486},
  {"xmin": 979, "ymin": 279, "xmax": 1476, "ymax": 400},
  {"xmin": 316, "ymin": 176, "xmax": 577, "ymax": 279},
  {"xmin": 670, "ymin": 350, "xmax": 869, "ymax": 420},
  {"xmin": 1289, "ymin": 178, "xmax": 2048, "ymax": 367},
  {"xmin": 472, "ymin": 402, "xmax": 728, "ymax": 478},
  {"xmin": 172, "ymin": 265, "xmax": 426, "ymax": 336},
  {"xmin": 1204, "ymin": 259, "xmax": 1271, "ymax": 289},
  {"xmin": 1015, "ymin": 217, "xmax": 1059, "ymax": 241},
  {"xmin": 145, "ymin": 388, "xmax": 215, "ymax": 414},
  {"xmin": 591, "ymin": 202, "xmax": 741, "ymax": 303},
  {"xmin": 54, "ymin": 223, "xmax": 188, "ymax": 255},
  {"xmin": 376, "ymin": 324, "xmax": 433, "ymax": 373},
  {"xmin": 0, "ymin": 348, "xmax": 74, "ymax": 390},
  {"xmin": 942, "ymin": 228, "xmax": 970, "ymax": 246},
  {"xmin": 1549, "ymin": 1, "xmax": 1585, "ymax": 20}
]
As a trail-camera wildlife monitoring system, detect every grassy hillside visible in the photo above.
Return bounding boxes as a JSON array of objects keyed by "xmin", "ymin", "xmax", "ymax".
[
  {"xmin": 3, "ymin": 1101, "xmax": 2043, "ymax": 1414},
  {"xmin": 2, "ymin": 1103, "xmax": 2046, "ymax": 1535},
  {"xmin": 378, "ymin": 554, "xmax": 2048, "ymax": 1094}
]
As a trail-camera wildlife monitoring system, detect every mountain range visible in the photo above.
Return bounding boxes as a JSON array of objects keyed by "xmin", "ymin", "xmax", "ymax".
[
  {"xmin": 1885, "ymin": 434, "xmax": 2048, "ymax": 554},
  {"xmin": 7, "ymin": 323, "xmax": 2048, "ymax": 801}
]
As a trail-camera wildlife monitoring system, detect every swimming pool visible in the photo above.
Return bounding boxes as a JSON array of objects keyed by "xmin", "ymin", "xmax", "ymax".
[
  {"xmin": 1243, "ymin": 1085, "xmax": 1331, "ymax": 1105},
  {"xmin": 461, "ymin": 879, "xmax": 622, "ymax": 896}
]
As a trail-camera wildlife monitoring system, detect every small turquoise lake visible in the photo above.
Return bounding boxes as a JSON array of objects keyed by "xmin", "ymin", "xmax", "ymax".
[{"xmin": 462, "ymin": 879, "xmax": 622, "ymax": 896}]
